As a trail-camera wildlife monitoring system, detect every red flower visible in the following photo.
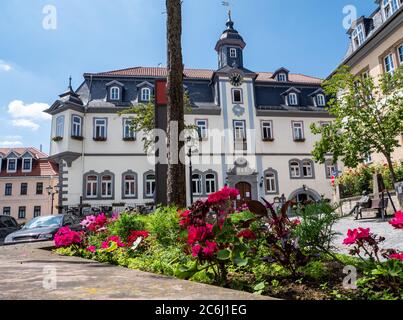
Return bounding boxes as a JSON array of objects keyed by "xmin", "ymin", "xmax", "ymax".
[
  {"xmin": 127, "ymin": 230, "xmax": 150, "ymax": 246},
  {"xmin": 187, "ymin": 224, "xmax": 213, "ymax": 245},
  {"xmin": 54, "ymin": 227, "xmax": 83, "ymax": 248},
  {"xmin": 389, "ymin": 253, "xmax": 403, "ymax": 261},
  {"xmin": 102, "ymin": 235, "xmax": 126, "ymax": 249},
  {"xmin": 202, "ymin": 241, "xmax": 218, "ymax": 258},
  {"xmin": 87, "ymin": 245, "xmax": 97, "ymax": 253},
  {"xmin": 291, "ymin": 218, "xmax": 301, "ymax": 225},
  {"xmin": 192, "ymin": 245, "xmax": 202, "ymax": 257},
  {"xmin": 389, "ymin": 211, "xmax": 403, "ymax": 229},
  {"xmin": 343, "ymin": 228, "xmax": 371, "ymax": 245},
  {"xmin": 179, "ymin": 210, "xmax": 191, "ymax": 228},
  {"xmin": 207, "ymin": 186, "xmax": 239, "ymax": 204},
  {"xmin": 237, "ymin": 229, "xmax": 257, "ymax": 240}
]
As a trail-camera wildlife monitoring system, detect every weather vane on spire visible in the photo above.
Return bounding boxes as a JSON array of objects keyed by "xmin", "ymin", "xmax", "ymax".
[{"xmin": 221, "ymin": 1, "xmax": 232, "ymax": 18}]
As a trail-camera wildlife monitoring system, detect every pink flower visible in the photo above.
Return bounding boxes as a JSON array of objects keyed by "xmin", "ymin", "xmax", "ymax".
[
  {"xmin": 343, "ymin": 228, "xmax": 371, "ymax": 245},
  {"xmin": 54, "ymin": 227, "xmax": 83, "ymax": 248},
  {"xmin": 87, "ymin": 246, "xmax": 96, "ymax": 253},
  {"xmin": 179, "ymin": 210, "xmax": 191, "ymax": 228},
  {"xmin": 107, "ymin": 235, "xmax": 126, "ymax": 247},
  {"xmin": 81, "ymin": 213, "xmax": 108, "ymax": 232},
  {"xmin": 101, "ymin": 241, "xmax": 109, "ymax": 249},
  {"xmin": 187, "ymin": 224, "xmax": 214, "ymax": 245},
  {"xmin": 207, "ymin": 186, "xmax": 239, "ymax": 204},
  {"xmin": 389, "ymin": 211, "xmax": 403, "ymax": 229},
  {"xmin": 237, "ymin": 229, "xmax": 257, "ymax": 240},
  {"xmin": 389, "ymin": 253, "xmax": 403, "ymax": 261},
  {"xmin": 192, "ymin": 245, "xmax": 202, "ymax": 257},
  {"xmin": 291, "ymin": 218, "xmax": 301, "ymax": 225},
  {"xmin": 127, "ymin": 230, "xmax": 150, "ymax": 246},
  {"xmin": 202, "ymin": 241, "xmax": 218, "ymax": 258}
]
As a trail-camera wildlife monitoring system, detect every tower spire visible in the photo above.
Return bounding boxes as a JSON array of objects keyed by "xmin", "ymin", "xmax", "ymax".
[
  {"xmin": 226, "ymin": 9, "xmax": 234, "ymax": 29},
  {"xmin": 68, "ymin": 75, "xmax": 73, "ymax": 91}
]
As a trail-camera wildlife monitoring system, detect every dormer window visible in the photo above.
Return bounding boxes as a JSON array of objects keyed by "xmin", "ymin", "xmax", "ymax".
[
  {"xmin": 382, "ymin": 0, "xmax": 399, "ymax": 19},
  {"xmin": 277, "ymin": 73, "xmax": 287, "ymax": 82},
  {"xmin": 288, "ymin": 92, "xmax": 298, "ymax": 106},
  {"xmin": 352, "ymin": 24, "xmax": 365, "ymax": 50},
  {"xmin": 141, "ymin": 87, "xmax": 151, "ymax": 102},
  {"xmin": 229, "ymin": 48, "xmax": 237, "ymax": 58},
  {"xmin": 22, "ymin": 157, "xmax": 32, "ymax": 172},
  {"xmin": 110, "ymin": 87, "xmax": 120, "ymax": 101},
  {"xmin": 7, "ymin": 158, "xmax": 17, "ymax": 173},
  {"xmin": 316, "ymin": 94, "xmax": 326, "ymax": 107}
]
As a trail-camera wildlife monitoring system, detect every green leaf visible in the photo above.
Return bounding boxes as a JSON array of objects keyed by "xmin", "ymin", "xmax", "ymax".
[
  {"xmin": 174, "ymin": 261, "xmax": 198, "ymax": 279},
  {"xmin": 217, "ymin": 249, "xmax": 231, "ymax": 261},
  {"xmin": 233, "ymin": 256, "xmax": 249, "ymax": 267},
  {"xmin": 105, "ymin": 241, "xmax": 118, "ymax": 253},
  {"xmin": 253, "ymin": 281, "xmax": 266, "ymax": 291}
]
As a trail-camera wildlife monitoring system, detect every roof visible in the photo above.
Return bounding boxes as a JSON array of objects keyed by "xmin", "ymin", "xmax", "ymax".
[
  {"xmin": 85, "ymin": 66, "xmax": 323, "ymax": 85},
  {"xmin": 0, "ymin": 147, "xmax": 48, "ymax": 159}
]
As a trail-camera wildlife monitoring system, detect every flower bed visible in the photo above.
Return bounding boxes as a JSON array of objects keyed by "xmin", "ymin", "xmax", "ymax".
[{"xmin": 54, "ymin": 187, "xmax": 403, "ymax": 300}]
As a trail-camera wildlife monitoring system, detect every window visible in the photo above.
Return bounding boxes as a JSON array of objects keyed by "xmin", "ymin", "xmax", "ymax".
[
  {"xmin": 302, "ymin": 160, "xmax": 314, "ymax": 178},
  {"xmin": 22, "ymin": 158, "xmax": 32, "ymax": 172},
  {"xmin": 398, "ymin": 45, "xmax": 403, "ymax": 65},
  {"xmin": 277, "ymin": 73, "xmax": 287, "ymax": 82},
  {"xmin": 18, "ymin": 207, "xmax": 26, "ymax": 219},
  {"xmin": 86, "ymin": 175, "xmax": 98, "ymax": 198},
  {"xmin": 101, "ymin": 175, "xmax": 113, "ymax": 198},
  {"xmin": 5, "ymin": 183, "xmax": 12, "ymax": 196},
  {"xmin": 229, "ymin": 48, "xmax": 237, "ymax": 58},
  {"xmin": 325, "ymin": 161, "xmax": 337, "ymax": 179},
  {"xmin": 36, "ymin": 182, "xmax": 43, "ymax": 195},
  {"xmin": 205, "ymin": 174, "xmax": 216, "ymax": 194},
  {"xmin": 288, "ymin": 93, "xmax": 298, "ymax": 106},
  {"xmin": 196, "ymin": 120, "xmax": 208, "ymax": 139},
  {"xmin": 292, "ymin": 121, "xmax": 304, "ymax": 141},
  {"xmin": 234, "ymin": 120, "xmax": 246, "ymax": 140},
  {"xmin": 316, "ymin": 94, "xmax": 326, "ymax": 107},
  {"xmin": 94, "ymin": 118, "xmax": 107, "ymax": 140},
  {"xmin": 382, "ymin": 0, "xmax": 399, "ymax": 19},
  {"xmin": 352, "ymin": 24, "xmax": 365, "ymax": 49},
  {"xmin": 3, "ymin": 207, "xmax": 11, "ymax": 216},
  {"xmin": 123, "ymin": 118, "xmax": 136, "ymax": 140},
  {"xmin": 20, "ymin": 183, "xmax": 28, "ymax": 195},
  {"xmin": 145, "ymin": 174, "xmax": 156, "ymax": 197},
  {"xmin": 110, "ymin": 87, "xmax": 120, "ymax": 100},
  {"xmin": 232, "ymin": 89, "xmax": 243, "ymax": 104},
  {"xmin": 141, "ymin": 87, "xmax": 151, "ymax": 101},
  {"xmin": 56, "ymin": 116, "xmax": 64, "ymax": 138},
  {"xmin": 363, "ymin": 154, "xmax": 373, "ymax": 164},
  {"xmin": 34, "ymin": 206, "xmax": 41, "ymax": 218},
  {"xmin": 123, "ymin": 174, "xmax": 136, "ymax": 197},
  {"xmin": 265, "ymin": 170, "xmax": 278, "ymax": 194},
  {"xmin": 384, "ymin": 53, "xmax": 395, "ymax": 75},
  {"xmin": 290, "ymin": 161, "xmax": 301, "ymax": 178},
  {"xmin": 72, "ymin": 115, "xmax": 82, "ymax": 137},
  {"xmin": 192, "ymin": 174, "xmax": 202, "ymax": 196},
  {"xmin": 262, "ymin": 121, "xmax": 273, "ymax": 141},
  {"xmin": 7, "ymin": 158, "xmax": 17, "ymax": 173}
]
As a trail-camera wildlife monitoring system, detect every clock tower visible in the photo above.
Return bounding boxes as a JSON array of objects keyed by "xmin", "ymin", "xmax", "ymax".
[{"xmin": 215, "ymin": 11, "xmax": 246, "ymax": 70}]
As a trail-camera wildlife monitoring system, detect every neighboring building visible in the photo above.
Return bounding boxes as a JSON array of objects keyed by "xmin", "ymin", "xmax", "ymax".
[
  {"xmin": 0, "ymin": 148, "xmax": 59, "ymax": 222},
  {"xmin": 341, "ymin": 1, "xmax": 403, "ymax": 164},
  {"xmin": 45, "ymin": 15, "xmax": 339, "ymax": 210}
]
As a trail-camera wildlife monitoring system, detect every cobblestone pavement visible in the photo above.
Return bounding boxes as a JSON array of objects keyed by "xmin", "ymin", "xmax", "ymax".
[
  {"xmin": 332, "ymin": 216, "xmax": 403, "ymax": 255},
  {"xmin": 0, "ymin": 242, "xmax": 274, "ymax": 300}
]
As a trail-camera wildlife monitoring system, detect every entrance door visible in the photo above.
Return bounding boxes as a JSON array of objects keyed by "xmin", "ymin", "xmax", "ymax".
[{"xmin": 235, "ymin": 182, "xmax": 252, "ymax": 206}]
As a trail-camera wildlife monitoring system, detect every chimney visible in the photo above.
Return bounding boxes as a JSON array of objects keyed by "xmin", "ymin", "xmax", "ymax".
[{"xmin": 40, "ymin": 144, "xmax": 43, "ymax": 152}]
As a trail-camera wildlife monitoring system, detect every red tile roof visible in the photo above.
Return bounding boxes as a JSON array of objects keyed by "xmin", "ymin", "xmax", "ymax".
[
  {"xmin": 86, "ymin": 67, "xmax": 323, "ymax": 84},
  {"xmin": 0, "ymin": 147, "xmax": 48, "ymax": 159}
]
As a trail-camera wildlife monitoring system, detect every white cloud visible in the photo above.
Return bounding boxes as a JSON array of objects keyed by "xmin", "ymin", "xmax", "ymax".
[
  {"xmin": 0, "ymin": 60, "xmax": 12, "ymax": 72},
  {"xmin": 8, "ymin": 100, "xmax": 51, "ymax": 120},
  {"xmin": 12, "ymin": 119, "xmax": 40, "ymax": 131},
  {"xmin": 0, "ymin": 140, "xmax": 23, "ymax": 147}
]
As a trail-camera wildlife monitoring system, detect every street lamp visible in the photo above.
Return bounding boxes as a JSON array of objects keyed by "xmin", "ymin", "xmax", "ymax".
[
  {"xmin": 186, "ymin": 136, "xmax": 194, "ymax": 205},
  {"xmin": 46, "ymin": 185, "xmax": 59, "ymax": 215}
]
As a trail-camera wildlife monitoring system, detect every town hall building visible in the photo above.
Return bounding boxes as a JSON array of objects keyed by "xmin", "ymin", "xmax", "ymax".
[{"xmin": 45, "ymin": 15, "xmax": 339, "ymax": 211}]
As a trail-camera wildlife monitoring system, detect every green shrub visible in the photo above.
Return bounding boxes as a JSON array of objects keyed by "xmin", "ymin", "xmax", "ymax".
[
  {"xmin": 108, "ymin": 213, "xmax": 146, "ymax": 241},
  {"xmin": 145, "ymin": 206, "xmax": 180, "ymax": 246},
  {"xmin": 299, "ymin": 260, "xmax": 328, "ymax": 281}
]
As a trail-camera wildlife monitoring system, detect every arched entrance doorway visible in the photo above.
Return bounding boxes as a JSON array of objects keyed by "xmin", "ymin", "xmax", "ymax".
[
  {"xmin": 235, "ymin": 182, "xmax": 252, "ymax": 206},
  {"xmin": 288, "ymin": 187, "xmax": 321, "ymax": 204}
]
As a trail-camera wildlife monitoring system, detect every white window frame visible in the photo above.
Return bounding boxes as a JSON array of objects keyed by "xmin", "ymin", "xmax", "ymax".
[
  {"xmin": 101, "ymin": 175, "xmax": 113, "ymax": 198},
  {"xmin": 265, "ymin": 172, "xmax": 277, "ymax": 193},
  {"xmin": 229, "ymin": 48, "xmax": 237, "ymax": 58},
  {"xmin": 7, "ymin": 158, "xmax": 17, "ymax": 173},
  {"xmin": 124, "ymin": 174, "xmax": 136, "ymax": 197},
  {"xmin": 192, "ymin": 174, "xmax": 202, "ymax": 196},
  {"xmin": 205, "ymin": 174, "xmax": 216, "ymax": 195},
  {"xmin": 384, "ymin": 53, "xmax": 395, "ymax": 75},
  {"xmin": 234, "ymin": 120, "xmax": 246, "ymax": 140},
  {"xmin": 398, "ymin": 44, "xmax": 403, "ymax": 65},
  {"xmin": 56, "ymin": 115, "xmax": 64, "ymax": 138},
  {"xmin": 352, "ymin": 24, "xmax": 365, "ymax": 50},
  {"xmin": 316, "ymin": 94, "xmax": 326, "ymax": 107},
  {"xmin": 196, "ymin": 119, "xmax": 208, "ymax": 139},
  {"xmin": 302, "ymin": 160, "xmax": 313, "ymax": 178},
  {"xmin": 86, "ymin": 175, "xmax": 98, "ymax": 198},
  {"xmin": 94, "ymin": 118, "xmax": 107, "ymax": 139},
  {"xmin": 277, "ymin": 73, "xmax": 287, "ymax": 82},
  {"xmin": 22, "ymin": 157, "xmax": 32, "ymax": 173},
  {"xmin": 145, "ymin": 174, "xmax": 156, "ymax": 197},
  {"xmin": 325, "ymin": 161, "xmax": 337, "ymax": 179},
  {"xmin": 292, "ymin": 121, "xmax": 304, "ymax": 140},
  {"xmin": 232, "ymin": 88, "xmax": 243, "ymax": 104},
  {"xmin": 141, "ymin": 87, "xmax": 151, "ymax": 102},
  {"xmin": 110, "ymin": 86, "xmax": 120, "ymax": 101},
  {"xmin": 123, "ymin": 118, "xmax": 136, "ymax": 139},
  {"xmin": 288, "ymin": 92, "xmax": 298, "ymax": 106},
  {"xmin": 72, "ymin": 115, "xmax": 82, "ymax": 137},
  {"xmin": 261, "ymin": 121, "xmax": 273, "ymax": 140},
  {"xmin": 382, "ymin": 0, "xmax": 399, "ymax": 19},
  {"xmin": 290, "ymin": 161, "xmax": 301, "ymax": 178}
]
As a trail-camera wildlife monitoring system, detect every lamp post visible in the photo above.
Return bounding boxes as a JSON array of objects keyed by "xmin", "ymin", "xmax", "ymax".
[
  {"xmin": 46, "ymin": 185, "xmax": 59, "ymax": 215},
  {"xmin": 186, "ymin": 136, "xmax": 193, "ymax": 205}
]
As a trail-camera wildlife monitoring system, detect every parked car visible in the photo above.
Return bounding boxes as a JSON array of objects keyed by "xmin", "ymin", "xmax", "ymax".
[
  {"xmin": 4, "ymin": 214, "xmax": 83, "ymax": 245},
  {"xmin": 0, "ymin": 215, "xmax": 20, "ymax": 245}
]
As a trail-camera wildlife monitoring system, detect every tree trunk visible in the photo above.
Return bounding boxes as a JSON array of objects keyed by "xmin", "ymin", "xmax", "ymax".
[
  {"xmin": 166, "ymin": 0, "xmax": 186, "ymax": 208},
  {"xmin": 384, "ymin": 152, "xmax": 397, "ymax": 185}
]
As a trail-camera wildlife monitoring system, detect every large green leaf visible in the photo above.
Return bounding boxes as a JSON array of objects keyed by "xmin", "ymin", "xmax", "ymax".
[{"xmin": 217, "ymin": 249, "xmax": 231, "ymax": 261}]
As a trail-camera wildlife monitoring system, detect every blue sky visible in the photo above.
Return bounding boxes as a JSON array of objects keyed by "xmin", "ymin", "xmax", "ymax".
[{"xmin": 0, "ymin": 0, "xmax": 376, "ymax": 153}]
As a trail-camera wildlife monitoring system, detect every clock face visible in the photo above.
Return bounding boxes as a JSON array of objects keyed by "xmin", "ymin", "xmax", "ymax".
[{"xmin": 229, "ymin": 72, "xmax": 243, "ymax": 86}]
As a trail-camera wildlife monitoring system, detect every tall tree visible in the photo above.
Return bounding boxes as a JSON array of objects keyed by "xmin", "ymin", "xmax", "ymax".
[
  {"xmin": 311, "ymin": 65, "xmax": 403, "ymax": 184},
  {"xmin": 166, "ymin": 0, "xmax": 187, "ymax": 207}
]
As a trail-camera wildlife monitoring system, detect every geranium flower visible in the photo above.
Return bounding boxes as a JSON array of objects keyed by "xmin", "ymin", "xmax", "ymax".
[
  {"xmin": 192, "ymin": 245, "xmax": 202, "ymax": 257},
  {"xmin": 127, "ymin": 230, "xmax": 150, "ymax": 246},
  {"xmin": 87, "ymin": 245, "xmax": 97, "ymax": 253},
  {"xmin": 81, "ymin": 213, "xmax": 108, "ymax": 232},
  {"xmin": 54, "ymin": 227, "xmax": 83, "ymax": 248},
  {"xmin": 343, "ymin": 228, "xmax": 371, "ymax": 245},
  {"xmin": 389, "ymin": 253, "xmax": 403, "ymax": 261},
  {"xmin": 106, "ymin": 235, "xmax": 126, "ymax": 247},
  {"xmin": 179, "ymin": 210, "xmax": 191, "ymax": 228},
  {"xmin": 389, "ymin": 211, "xmax": 403, "ymax": 229},
  {"xmin": 207, "ymin": 186, "xmax": 239, "ymax": 204},
  {"xmin": 237, "ymin": 229, "xmax": 257, "ymax": 240},
  {"xmin": 187, "ymin": 224, "xmax": 213, "ymax": 245},
  {"xmin": 202, "ymin": 241, "xmax": 218, "ymax": 258}
]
